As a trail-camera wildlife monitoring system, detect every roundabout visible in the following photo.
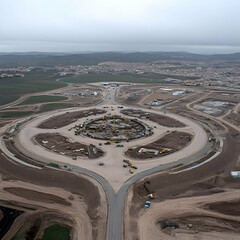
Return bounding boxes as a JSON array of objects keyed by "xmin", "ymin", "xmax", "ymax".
[
  {"xmin": 11, "ymin": 92, "xmax": 210, "ymax": 192},
  {"xmin": 81, "ymin": 115, "xmax": 152, "ymax": 141},
  {"xmin": 1, "ymin": 85, "xmax": 223, "ymax": 240}
]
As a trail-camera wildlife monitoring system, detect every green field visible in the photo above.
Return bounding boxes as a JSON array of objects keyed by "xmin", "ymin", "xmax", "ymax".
[
  {"xmin": 19, "ymin": 95, "xmax": 68, "ymax": 105},
  {"xmin": 41, "ymin": 225, "xmax": 70, "ymax": 240},
  {"xmin": 41, "ymin": 103, "xmax": 73, "ymax": 111},
  {"xmin": 0, "ymin": 111, "xmax": 34, "ymax": 118},
  {"xmin": 0, "ymin": 69, "xmax": 66, "ymax": 106},
  {"xmin": 62, "ymin": 72, "xmax": 199, "ymax": 84}
]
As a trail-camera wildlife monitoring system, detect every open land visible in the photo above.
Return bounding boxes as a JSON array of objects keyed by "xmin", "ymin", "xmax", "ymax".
[
  {"xmin": 0, "ymin": 52, "xmax": 239, "ymax": 240},
  {"xmin": 35, "ymin": 133, "xmax": 104, "ymax": 159}
]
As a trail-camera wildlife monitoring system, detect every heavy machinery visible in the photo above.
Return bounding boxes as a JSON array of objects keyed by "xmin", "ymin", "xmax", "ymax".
[
  {"xmin": 67, "ymin": 146, "xmax": 75, "ymax": 150},
  {"xmin": 130, "ymin": 164, "xmax": 137, "ymax": 169},
  {"xmin": 148, "ymin": 194, "xmax": 154, "ymax": 199},
  {"xmin": 208, "ymin": 137, "xmax": 215, "ymax": 142},
  {"xmin": 143, "ymin": 201, "xmax": 151, "ymax": 208},
  {"xmin": 160, "ymin": 149, "xmax": 169, "ymax": 154}
]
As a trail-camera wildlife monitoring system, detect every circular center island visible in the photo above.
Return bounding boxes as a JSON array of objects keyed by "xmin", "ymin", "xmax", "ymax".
[{"xmin": 77, "ymin": 115, "xmax": 153, "ymax": 141}]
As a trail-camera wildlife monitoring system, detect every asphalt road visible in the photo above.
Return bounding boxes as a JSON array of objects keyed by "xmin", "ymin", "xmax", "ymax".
[{"xmin": 0, "ymin": 85, "xmax": 214, "ymax": 240}]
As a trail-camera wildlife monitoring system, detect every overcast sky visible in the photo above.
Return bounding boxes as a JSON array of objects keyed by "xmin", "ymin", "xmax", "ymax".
[{"xmin": 1, "ymin": 0, "xmax": 240, "ymax": 53}]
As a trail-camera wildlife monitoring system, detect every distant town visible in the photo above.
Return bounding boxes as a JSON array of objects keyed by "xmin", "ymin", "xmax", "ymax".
[{"xmin": 1, "ymin": 59, "xmax": 239, "ymax": 90}]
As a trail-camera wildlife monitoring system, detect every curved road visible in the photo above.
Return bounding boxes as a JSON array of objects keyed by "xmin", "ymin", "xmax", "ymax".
[{"xmin": 1, "ymin": 85, "xmax": 215, "ymax": 240}]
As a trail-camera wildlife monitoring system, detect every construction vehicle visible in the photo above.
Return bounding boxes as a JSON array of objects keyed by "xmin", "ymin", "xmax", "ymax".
[
  {"xmin": 143, "ymin": 201, "xmax": 151, "ymax": 208},
  {"xmin": 129, "ymin": 169, "xmax": 134, "ymax": 174},
  {"xmin": 177, "ymin": 163, "xmax": 183, "ymax": 167},
  {"xmin": 148, "ymin": 194, "xmax": 154, "ymax": 199},
  {"xmin": 130, "ymin": 164, "xmax": 137, "ymax": 169},
  {"xmin": 160, "ymin": 149, "xmax": 169, "ymax": 154},
  {"xmin": 67, "ymin": 146, "xmax": 75, "ymax": 150},
  {"xmin": 208, "ymin": 137, "xmax": 215, "ymax": 142},
  {"xmin": 49, "ymin": 162, "xmax": 59, "ymax": 168},
  {"xmin": 116, "ymin": 144, "xmax": 124, "ymax": 147}
]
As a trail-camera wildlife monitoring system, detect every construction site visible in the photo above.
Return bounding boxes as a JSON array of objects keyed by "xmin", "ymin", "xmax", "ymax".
[
  {"xmin": 79, "ymin": 115, "xmax": 152, "ymax": 141},
  {"xmin": 0, "ymin": 81, "xmax": 239, "ymax": 240},
  {"xmin": 125, "ymin": 131, "xmax": 192, "ymax": 159},
  {"xmin": 35, "ymin": 133, "xmax": 104, "ymax": 159}
]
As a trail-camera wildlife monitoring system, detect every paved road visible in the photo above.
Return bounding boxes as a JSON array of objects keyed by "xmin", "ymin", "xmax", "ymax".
[{"xmin": 1, "ymin": 85, "xmax": 214, "ymax": 240}]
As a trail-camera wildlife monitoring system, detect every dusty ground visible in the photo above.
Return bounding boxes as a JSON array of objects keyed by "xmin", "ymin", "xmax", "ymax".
[
  {"xmin": 125, "ymin": 132, "xmax": 192, "ymax": 159},
  {"xmin": 224, "ymin": 112, "xmax": 240, "ymax": 128},
  {"xmin": 137, "ymin": 190, "xmax": 240, "ymax": 240},
  {"xmin": 38, "ymin": 108, "xmax": 106, "ymax": 129},
  {"xmin": 2, "ymin": 83, "xmax": 238, "ymax": 240},
  {"xmin": 193, "ymin": 97, "xmax": 237, "ymax": 117},
  {"xmin": 116, "ymin": 85, "xmax": 152, "ymax": 106},
  {"xmin": 121, "ymin": 109, "xmax": 185, "ymax": 127},
  {"xmin": 0, "ymin": 150, "xmax": 107, "ymax": 240},
  {"xmin": 138, "ymin": 87, "xmax": 195, "ymax": 106},
  {"xmin": 14, "ymin": 103, "xmax": 207, "ymax": 191},
  {"xmin": 35, "ymin": 133, "xmax": 104, "ymax": 159},
  {"xmin": 124, "ymin": 116, "xmax": 240, "ymax": 240}
]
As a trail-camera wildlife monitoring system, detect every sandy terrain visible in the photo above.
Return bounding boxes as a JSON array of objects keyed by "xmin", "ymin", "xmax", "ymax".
[
  {"xmin": 121, "ymin": 109, "xmax": 185, "ymax": 127},
  {"xmin": 2, "ymin": 83, "xmax": 238, "ymax": 240},
  {"xmin": 35, "ymin": 133, "xmax": 104, "ymax": 158},
  {"xmin": 0, "ymin": 150, "xmax": 107, "ymax": 240},
  {"xmin": 38, "ymin": 108, "xmax": 106, "ymax": 129},
  {"xmin": 123, "ymin": 89, "xmax": 240, "ymax": 240},
  {"xmin": 11, "ymin": 102, "xmax": 209, "ymax": 192},
  {"xmin": 125, "ymin": 132, "xmax": 192, "ymax": 159},
  {"xmin": 138, "ymin": 190, "xmax": 240, "ymax": 240},
  {"xmin": 0, "ymin": 180, "xmax": 93, "ymax": 240}
]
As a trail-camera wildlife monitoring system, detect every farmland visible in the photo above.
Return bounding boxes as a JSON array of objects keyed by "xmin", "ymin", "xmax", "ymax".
[
  {"xmin": 0, "ymin": 69, "xmax": 66, "ymax": 106},
  {"xmin": 62, "ymin": 72, "xmax": 199, "ymax": 84},
  {"xmin": 19, "ymin": 95, "xmax": 68, "ymax": 105}
]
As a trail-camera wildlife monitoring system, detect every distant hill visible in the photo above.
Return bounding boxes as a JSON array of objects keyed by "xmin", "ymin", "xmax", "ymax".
[{"xmin": 0, "ymin": 52, "xmax": 240, "ymax": 67}]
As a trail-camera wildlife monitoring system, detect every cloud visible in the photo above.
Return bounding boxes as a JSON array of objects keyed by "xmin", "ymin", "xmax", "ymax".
[{"xmin": 1, "ymin": 0, "xmax": 240, "ymax": 51}]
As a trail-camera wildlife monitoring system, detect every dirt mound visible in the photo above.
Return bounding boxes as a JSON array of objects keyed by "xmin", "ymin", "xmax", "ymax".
[
  {"xmin": 126, "ymin": 132, "xmax": 192, "ymax": 159},
  {"xmin": 35, "ymin": 133, "xmax": 104, "ymax": 158},
  {"xmin": 205, "ymin": 201, "xmax": 240, "ymax": 216},
  {"xmin": 158, "ymin": 215, "xmax": 240, "ymax": 238},
  {"xmin": 121, "ymin": 109, "xmax": 185, "ymax": 127},
  {"xmin": 4, "ymin": 187, "xmax": 71, "ymax": 206},
  {"xmin": 38, "ymin": 109, "xmax": 106, "ymax": 129}
]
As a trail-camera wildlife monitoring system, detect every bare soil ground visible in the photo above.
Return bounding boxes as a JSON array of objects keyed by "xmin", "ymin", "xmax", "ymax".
[
  {"xmin": 224, "ymin": 112, "xmax": 240, "ymax": 127},
  {"xmin": 116, "ymin": 85, "xmax": 150, "ymax": 106},
  {"xmin": 0, "ymin": 121, "xmax": 10, "ymax": 128},
  {"xmin": 38, "ymin": 108, "xmax": 106, "ymax": 129},
  {"xmin": 158, "ymin": 214, "xmax": 240, "ymax": 239},
  {"xmin": 121, "ymin": 109, "xmax": 185, "ymax": 127},
  {"xmin": 125, "ymin": 132, "xmax": 192, "ymax": 159},
  {"xmin": 4, "ymin": 187, "xmax": 71, "ymax": 206},
  {"xmin": 205, "ymin": 200, "xmax": 240, "ymax": 216},
  {"xmin": 139, "ymin": 88, "xmax": 194, "ymax": 106},
  {"xmin": 192, "ymin": 97, "xmax": 237, "ymax": 117},
  {"xmin": 0, "ymin": 150, "xmax": 103, "ymax": 239},
  {"xmin": 125, "ymin": 126, "xmax": 240, "ymax": 240},
  {"xmin": 68, "ymin": 96, "xmax": 102, "ymax": 107},
  {"xmin": 12, "ymin": 211, "xmax": 73, "ymax": 240},
  {"xmin": 35, "ymin": 133, "xmax": 104, "ymax": 159}
]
